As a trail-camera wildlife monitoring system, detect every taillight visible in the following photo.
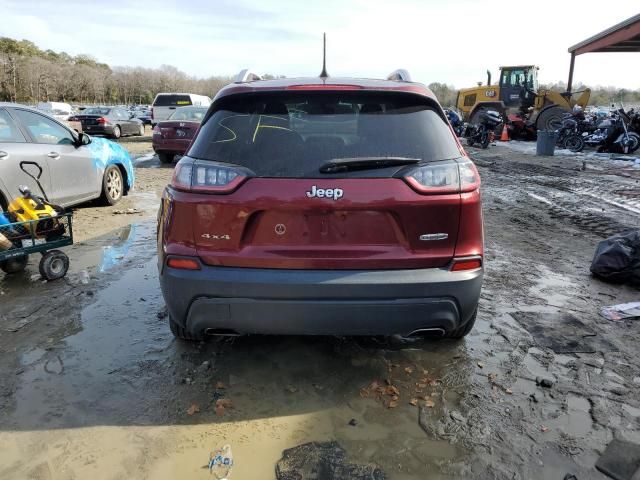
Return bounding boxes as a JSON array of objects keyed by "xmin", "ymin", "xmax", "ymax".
[
  {"xmin": 167, "ymin": 257, "xmax": 201, "ymax": 270},
  {"xmin": 450, "ymin": 257, "xmax": 483, "ymax": 271},
  {"xmin": 97, "ymin": 117, "xmax": 108, "ymax": 124},
  {"xmin": 171, "ymin": 157, "xmax": 250, "ymax": 194},
  {"xmin": 403, "ymin": 158, "xmax": 480, "ymax": 194},
  {"xmin": 152, "ymin": 124, "xmax": 162, "ymax": 136}
]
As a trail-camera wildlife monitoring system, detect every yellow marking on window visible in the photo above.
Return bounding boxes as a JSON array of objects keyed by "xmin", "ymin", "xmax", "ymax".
[{"xmin": 212, "ymin": 114, "xmax": 248, "ymax": 143}]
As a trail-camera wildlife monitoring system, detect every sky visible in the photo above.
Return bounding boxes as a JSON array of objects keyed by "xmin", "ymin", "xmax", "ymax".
[{"xmin": 2, "ymin": 0, "xmax": 639, "ymax": 89}]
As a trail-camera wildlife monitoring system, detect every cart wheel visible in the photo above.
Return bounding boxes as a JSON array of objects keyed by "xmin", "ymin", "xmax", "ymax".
[
  {"xmin": 39, "ymin": 250, "xmax": 69, "ymax": 281},
  {"xmin": 0, "ymin": 254, "xmax": 29, "ymax": 274}
]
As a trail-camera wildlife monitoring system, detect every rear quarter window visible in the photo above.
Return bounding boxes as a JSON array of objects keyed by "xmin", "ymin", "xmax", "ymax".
[
  {"xmin": 188, "ymin": 91, "xmax": 461, "ymax": 178},
  {"xmin": 153, "ymin": 95, "xmax": 193, "ymax": 107}
]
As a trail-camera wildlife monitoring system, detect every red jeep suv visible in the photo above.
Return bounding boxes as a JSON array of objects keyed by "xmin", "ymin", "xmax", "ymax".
[{"xmin": 157, "ymin": 70, "xmax": 483, "ymax": 341}]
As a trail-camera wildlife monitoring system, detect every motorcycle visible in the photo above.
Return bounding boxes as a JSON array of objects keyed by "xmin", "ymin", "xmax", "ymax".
[
  {"xmin": 555, "ymin": 113, "xmax": 584, "ymax": 152},
  {"xmin": 444, "ymin": 109, "xmax": 465, "ymax": 137},
  {"xmin": 583, "ymin": 108, "xmax": 640, "ymax": 154},
  {"xmin": 465, "ymin": 110, "xmax": 503, "ymax": 149}
]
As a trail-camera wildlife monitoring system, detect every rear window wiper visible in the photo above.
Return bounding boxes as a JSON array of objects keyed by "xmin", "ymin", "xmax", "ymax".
[{"xmin": 319, "ymin": 156, "xmax": 421, "ymax": 173}]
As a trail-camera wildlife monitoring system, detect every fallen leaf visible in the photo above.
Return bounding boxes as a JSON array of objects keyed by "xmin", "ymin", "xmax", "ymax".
[
  {"xmin": 359, "ymin": 388, "xmax": 370, "ymax": 398},
  {"xmin": 505, "ymin": 388, "xmax": 513, "ymax": 394},
  {"xmin": 477, "ymin": 362, "xmax": 485, "ymax": 369},
  {"xmin": 385, "ymin": 385, "xmax": 400, "ymax": 396},
  {"xmin": 391, "ymin": 395, "xmax": 399, "ymax": 401},
  {"xmin": 214, "ymin": 398, "xmax": 233, "ymax": 415},
  {"xmin": 424, "ymin": 399, "xmax": 435, "ymax": 408},
  {"xmin": 421, "ymin": 369, "xmax": 429, "ymax": 375},
  {"xmin": 488, "ymin": 373, "xmax": 498, "ymax": 383},
  {"xmin": 404, "ymin": 366, "xmax": 413, "ymax": 374},
  {"xmin": 541, "ymin": 425, "xmax": 549, "ymax": 433},
  {"xmin": 215, "ymin": 381, "xmax": 226, "ymax": 389},
  {"xmin": 428, "ymin": 380, "xmax": 439, "ymax": 386},
  {"xmin": 416, "ymin": 383, "xmax": 428, "ymax": 389},
  {"xmin": 186, "ymin": 404, "xmax": 200, "ymax": 416},
  {"xmin": 388, "ymin": 400, "xmax": 398, "ymax": 408},
  {"xmin": 285, "ymin": 385, "xmax": 298, "ymax": 393},
  {"xmin": 430, "ymin": 392, "xmax": 437, "ymax": 397},
  {"xmin": 409, "ymin": 398, "xmax": 419, "ymax": 406}
]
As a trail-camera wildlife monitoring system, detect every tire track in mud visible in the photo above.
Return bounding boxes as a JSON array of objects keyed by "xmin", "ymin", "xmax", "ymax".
[{"xmin": 476, "ymin": 156, "xmax": 640, "ymax": 238}]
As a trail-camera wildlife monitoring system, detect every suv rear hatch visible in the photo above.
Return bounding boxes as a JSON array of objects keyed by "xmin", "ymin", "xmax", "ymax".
[{"xmin": 171, "ymin": 90, "xmax": 475, "ymax": 270}]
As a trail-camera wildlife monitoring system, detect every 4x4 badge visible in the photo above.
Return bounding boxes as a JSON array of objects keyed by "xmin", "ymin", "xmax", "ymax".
[{"xmin": 306, "ymin": 185, "xmax": 344, "ymax": 200}]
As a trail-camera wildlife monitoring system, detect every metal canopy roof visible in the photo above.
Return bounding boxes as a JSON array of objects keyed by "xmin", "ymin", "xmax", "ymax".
[{"xmin": 568, "ymin": 13, "xmax": 640, "ymax": 55}]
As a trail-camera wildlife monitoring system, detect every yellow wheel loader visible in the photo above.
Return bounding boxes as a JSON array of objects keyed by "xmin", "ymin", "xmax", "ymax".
[{"xmin": 456, "ymin": 65, "xmax": 590, "ymax": 139}]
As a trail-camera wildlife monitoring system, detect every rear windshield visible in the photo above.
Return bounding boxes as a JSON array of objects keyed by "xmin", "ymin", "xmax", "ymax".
[
  {"xmin": 188, "ymin": 92, "xmax": 461, "ymax": 177},
  {"xmin": 169, "ymin": 107, "xmax": 208, "ymax": 121},
  {"xmin": 153, "ymin": 94, "xmax": 192, "ymax": 107}
]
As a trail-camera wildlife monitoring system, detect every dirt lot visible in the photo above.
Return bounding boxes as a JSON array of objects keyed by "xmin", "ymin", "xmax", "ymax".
[{"xmin": 1, "ymin": 140, "xmax": 640, "ymax": 479}]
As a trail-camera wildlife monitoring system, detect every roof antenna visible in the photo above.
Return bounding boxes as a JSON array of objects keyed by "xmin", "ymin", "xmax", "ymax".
[{"xmin": 319, "ymin": 33, "xmax": 329, "ymax": 78}]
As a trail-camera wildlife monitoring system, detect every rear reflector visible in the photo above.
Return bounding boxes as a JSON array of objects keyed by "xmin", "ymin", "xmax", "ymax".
[
  {"xmin": 167, "ymin": 257, "xmax": 200, "ymax": 270},
  {"xmin": 451, "ymin": 258, "xmax": 482, "ymax": 271}
]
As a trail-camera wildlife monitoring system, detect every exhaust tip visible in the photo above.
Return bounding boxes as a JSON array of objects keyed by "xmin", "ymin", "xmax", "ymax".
[
  {"xmin": 406, "ymin": 327, "xmax": 446, "ymax": 338},
  {"xmin": 204, "ymin": 328, "xmax": 241, "ymax": 337}
]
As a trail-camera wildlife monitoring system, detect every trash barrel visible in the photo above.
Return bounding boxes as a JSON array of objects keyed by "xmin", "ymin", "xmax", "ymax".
[{"xmin": 536, "ymin": 130, "xmax": 558, "ymax": 156}]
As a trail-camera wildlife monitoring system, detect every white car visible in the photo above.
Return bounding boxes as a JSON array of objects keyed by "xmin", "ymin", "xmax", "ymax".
[
  {"xmin": 36, "ymin": 101, "xmax": 74, "ymax": 122},
  {"xmin": 150, "ymin": 93, "xmax": 211, "ymax": 126}
]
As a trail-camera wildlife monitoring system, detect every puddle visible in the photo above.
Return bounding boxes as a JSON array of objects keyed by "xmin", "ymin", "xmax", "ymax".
[
  {"xmin": 528, "ymin": 264, "xmax": 574, "ymax": 307},
  {"xmin": 547, "ymin": 394, "xmax": 593, "ymax": 437}
]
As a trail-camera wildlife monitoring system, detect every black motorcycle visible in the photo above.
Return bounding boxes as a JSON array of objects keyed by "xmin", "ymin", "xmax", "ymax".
[
  {"xmin": 555, "ymin": 113, "xmax": 584, "ymax": 152},
  {"xmin": 583, "ymin": 108, "xmax": 640, "ymax": 154},
  {"xmin": 465, "ymin": 110, "xmax": 502, "ymax": 149}
]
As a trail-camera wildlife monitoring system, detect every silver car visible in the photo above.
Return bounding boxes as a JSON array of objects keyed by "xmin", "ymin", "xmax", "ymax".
[{"xmin": 0, "ymin": 103, "xmax": 135, "ymax": 211}]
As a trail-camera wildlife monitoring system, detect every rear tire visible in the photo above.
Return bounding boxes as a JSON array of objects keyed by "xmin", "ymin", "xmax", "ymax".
[
  {"xmin": 0, "ymin": 254, "xmax": 29, "ymax": 274},
  {"xmin": 446, "ymin": 308, "xmax": 477, "ymax": 339},
  {"xmin": 39, "ymin": 250, "xmax": 69, "ymax": 281},
  {"xmin": 100, "ymin": 165, "xmax": 124, "ymax": 205},
  {"xmin": 169, "ymin": 316, "xmax": 204, "ymax": 341},
  {"xmin": 158, "ymin": 152, "xmax": 175, "ymax": 164},
  {"xmin": 563, "ymin": 134, "xmax": 584, "ymax": 152},
  {"xmin": 481, "ymin": 132, "xmax": 490, "ymax": 149}
]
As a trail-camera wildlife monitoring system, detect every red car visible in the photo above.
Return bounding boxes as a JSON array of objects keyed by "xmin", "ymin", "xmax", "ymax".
[
  {"xmin": 158, "ymin": 70, "xmax": 483, "ymax": 341},
  {"xmin": 152, "ymin": 106, "xmax": 207, "ymax": 164}
]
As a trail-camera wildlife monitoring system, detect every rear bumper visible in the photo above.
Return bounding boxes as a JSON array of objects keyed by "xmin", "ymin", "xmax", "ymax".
[
  {"xmin": 153, "ymin": 137, "xmax": 191, "ymax": 154},
  {"xmin": 160, "ymin": 260, "xmax": 483, "ymax": 336},
  {"xmin": 83, "ymin": 125, "xmax": 114, "ymax": 136}
]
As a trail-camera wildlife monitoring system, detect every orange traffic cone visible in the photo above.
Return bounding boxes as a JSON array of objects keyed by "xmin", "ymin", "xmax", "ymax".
[{"xmin": 500, "ymin": 124, "xmax": 510, "ymax": 141}]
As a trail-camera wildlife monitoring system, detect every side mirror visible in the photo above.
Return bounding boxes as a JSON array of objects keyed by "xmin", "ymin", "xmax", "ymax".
[{"xmin": 77, "ymin": 132, "xmax": 91, "ymax": 146}]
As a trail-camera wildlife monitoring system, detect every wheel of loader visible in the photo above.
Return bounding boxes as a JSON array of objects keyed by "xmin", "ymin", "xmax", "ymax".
[
  {"xmin": 469, "ymin": 108, "xmax": 487, "ymax": 126},
  {"xmin": 537, "ymin": 106, "xmax": 566, "ymax": 131},
  {"xmin": 39, "ymin": 250, "xmax": 69, "ymax": 281}
]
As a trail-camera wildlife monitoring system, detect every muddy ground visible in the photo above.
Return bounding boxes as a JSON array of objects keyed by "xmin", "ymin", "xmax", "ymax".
[{"xmin": 1, "ymin": 139, "xmax": 640, "ymax": 480}]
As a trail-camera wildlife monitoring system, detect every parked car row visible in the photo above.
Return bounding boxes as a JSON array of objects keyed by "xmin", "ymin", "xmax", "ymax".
[
  {"xmin": 70, "ymin": 107, "xmax": 145, "ymax": 139},
  {"xmin": 0, "ymin": 103, "xmax": 134, "ymax": 210}
]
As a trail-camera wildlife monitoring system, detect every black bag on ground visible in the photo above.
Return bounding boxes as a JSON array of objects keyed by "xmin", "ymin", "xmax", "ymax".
[{"xmin": 590, "ymin": 230, "xmax": 640, "ymax": 284}]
